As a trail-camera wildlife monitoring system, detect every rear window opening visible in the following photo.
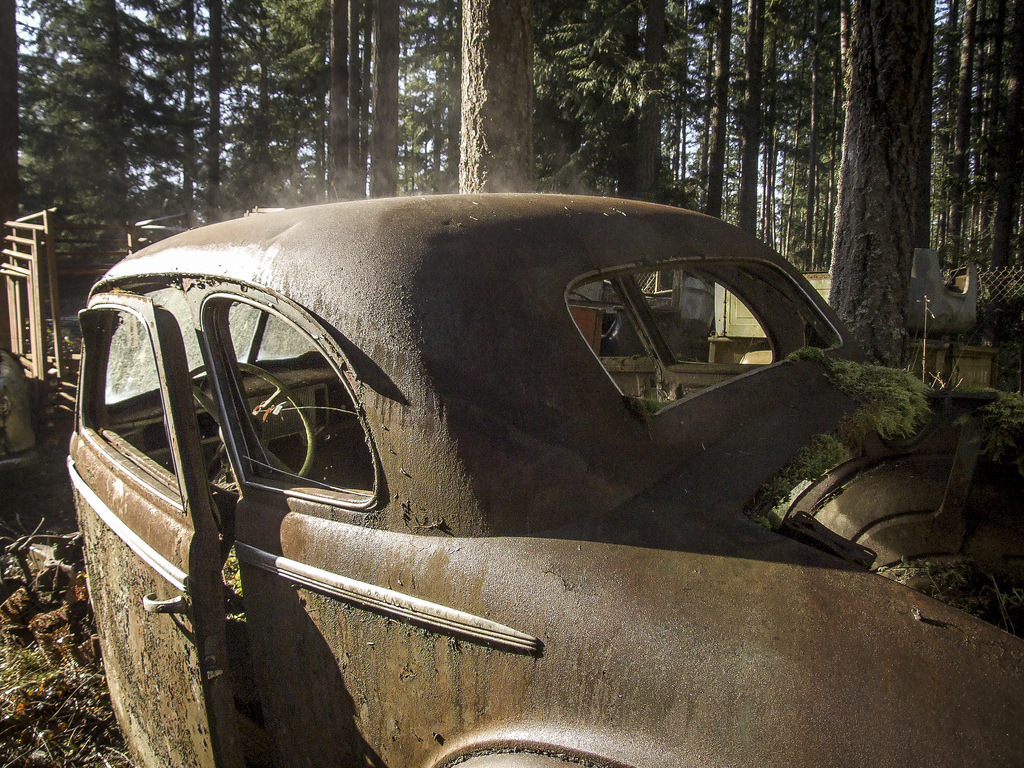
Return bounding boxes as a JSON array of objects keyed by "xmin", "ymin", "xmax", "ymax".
[{"xmin": 568, "ymin": 262, "xmax": 837, "ymax": 412}]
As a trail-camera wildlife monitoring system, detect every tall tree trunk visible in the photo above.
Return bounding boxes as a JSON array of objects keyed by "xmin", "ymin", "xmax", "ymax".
[
  {"xmin": 937, "ymin": 0, "xmax": 961, "ymax": 253},
  {"xmin": 978, "ymin": 0, "xmax": 1008, "ymax": 249},
  {"xmin": 207, "ymin": 0, "xmax": 223, "ymax": 221},
  {"xmin": 635, "ymin": 0, "xmax": 666, "ymax": 198},
  {"xmin": 830, "ymin": 0, "xmax": 932, "ymax": 366},
  {"xmin": 459, "ymin": 0, "xmax": 533, "ymax": 192},
  {"xmin": 370, "ymin": 0, "xmax": 398, "ymax": 197},
  {"xmin": 0, "ymin": 0, "xmax": 16, "ymax": 348},
  {"xmin": 840, "ymin": 0, "xmax": 853, "ymax": 98},
  {"xmin": 699, "ymin": 40, "xmax": 713, "ymax": 204},
  {"xmin": 706, "ymin": 0, "xmax": 732, "ymax": 218},
  {"xmin": 349, "ymin": 0, "xmax": 365, "ymax": 195},
  {"xmin": 183, "ymin": 0, "xmax": 196, "ymax": 216},
  {"xmin": 762, "ymin": 33, "xmax": 778, "ymax": 247},
  {"xmin": 824, "ymin": 73, "xmax": 843, "ymax": 268},
  {"xmin": 805, "ymin": 0, "xmax": 821, "ymax": 258},
  {"xmin": 361, "ymin": 3, "xmax": 372, "ymax": 187},
  {"xmin": 371, "ymin": 0, "xmax": 399, "ymax": 197},
  {"xmin": 0, "ymin": 0, "xmax": 17, "ymax": 224},
  {"xmin": 98, "ymin": 0, "xmax": 129, "ymax": 220},
  {"xmin": 915, "ymin": 0, "xmax": 936, "ymax": 250},
  {"xmin": 949, "ymin": 0, "xmax": 978, "ymax": 256},
  {"xmin": 254, "ymin": 13, "xmax": 271, "ymax": 204},
  {"xmin": 446, "ymin": 12, "xmax": 462, "ymax": 194},
  {"xmin": 738, "ymin": 0, "xmax": 764, "ymax": 234},
  {"xmin": 993, "ymin": 0, "xmax": 1024, "ymax": 268},
  {"xmin": 329, "ymin": 0, "xmax": 351, "ymax": 199}
]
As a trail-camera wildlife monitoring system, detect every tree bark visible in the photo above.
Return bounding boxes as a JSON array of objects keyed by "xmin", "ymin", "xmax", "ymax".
[
  {"xmin": 805, "ymin": 0, "xmax": 821, "ymax": 257},
  {"xmin": 993, "ymin": 0, "xmax": 1024, "ymax": 267},
  {"xmin": 207, "ymin": 0, "xmax": 223, "ymax": 221},
  {"xmin": 460, "ymin": 0, "xmax": 533, "ymax": 193},
  {"xmin": 183, "ymin": 0, "xmax": 196, "ymax": 215},
  {"xmin": 635, "ymin": 0, "xmax": 666, "ymax": 198},
  {"xmin": 370, "ymin": 0, "xmax": 399, "ymax": 197},
  {"xmin": 738, "ymin": 0, "xmax": 764, "ymax": 234},
  {"xmin": 1, "ymin": 0, "xmax": 18, "ymax": 225},
  {"xmin": 0, "ymin": 0, "xmax": 15, "ymax": 348},
  {"xmin": 830, "ymin": 0, "xmax": 932, "ymax": 366},
  {"xmin": 706, "ymin": 0, "xmax": 732, "ymax": 218},
  {"xmin": 329, "ymin": 0, "xmax": 350, "ymax": 200},
  {"xmin": 98, "ymin": 0, "xmax": 128, "ymax": 220},
  {"xmin": 948, "ymin": 0, "xmax": 978, "ymax": 255},
  {"xmin": 914, "ymin": 0, "xmax": 936, "ymax": 250}
]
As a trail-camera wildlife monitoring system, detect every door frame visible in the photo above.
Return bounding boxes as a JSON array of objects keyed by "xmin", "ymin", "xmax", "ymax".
[{"xmin": 71, "ymin": 291, "xmax": 243, "ymax": 768}]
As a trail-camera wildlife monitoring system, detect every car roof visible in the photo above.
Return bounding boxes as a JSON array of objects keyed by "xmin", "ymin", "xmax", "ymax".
[{"xmin": 96, "ymin": 194, "xmax": 854, "ymax": 532}]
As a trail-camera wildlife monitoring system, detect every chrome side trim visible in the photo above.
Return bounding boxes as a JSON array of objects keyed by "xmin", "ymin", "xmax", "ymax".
[
  {"xmin": 67, "ymin": 457, "xmax": 189, "ymax": 592},
  {"xmin": 235, "ymin": 542, "xmax": 543, "ymax": 655}
]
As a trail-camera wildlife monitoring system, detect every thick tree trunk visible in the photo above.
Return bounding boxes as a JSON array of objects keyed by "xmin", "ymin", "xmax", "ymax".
[
  {"xmin": 183, "ymin": 0, "xmax": 196, "ymax": 215},
  {"xmin": 1, "ymin": 0, "xmax": 18, "ymax": 225},
  {"xmin": 349, "ymin": 0, "xmax": 365, "ymax": 195},
  {"xmin": 993, "ymin": 0, "xmax": 1024, "ymax": 268},
  {"xmin": 361, "ymin": 3, "xmax": 372, "ymax": 184},
  {"xmin": 0, "ymin": 0, "xmax": 15, "ymax": 348},
  {"xmin": 370, "ymin": 0, "xmax": 399, "ymax": 197},
  {"xmin": 840, "ymin": 0, "xmax": 852, "ymax": 97},
  {"xmin": 948, "ymin": 0, "xmax": 978, "ymax": 255},
  {"xmin": 738, "ymin": 0, "xmax": 764, "ymax": 234},
  {"xmin": 805, "ymin": 0, "xmax": 821, "ymax": 258},
  {"xmin": 635, "ymin": 0, "xmax": 666, "ymax": 198},
  {"xmin": 254, "ymin": 15, "xmax": 271, "ymax": 204},
  {"xmin": 460, "ymin": 0, "xmax": 533, "ymax": 193},
  {"xmin": 207, "ymin": 0, "xmax": 223, "ymax": 221},
  {"xmin": 98, "ymin": 0, "xmax": 129, "ymax": 220},
  {"xmin": 915, "ymin": 0, "xmax": 935, "ymax": 250},
  {"xmin": 706, "ymin": 0, "xmax": 731, "ymax": 218},
  {"xmin": 937, "ymin": 0, "xmax": 960, "ymax": 253},
  {"xmin": 699, "ymin": 42, "xmax": 713, "ymax": 201},
  {"xmin": 830, "ymin": 0, "xmax": 932, "ymax": 366},
  {"xmin": 329, "ymin": 0, "xmax": 350, "ymax": 200}
]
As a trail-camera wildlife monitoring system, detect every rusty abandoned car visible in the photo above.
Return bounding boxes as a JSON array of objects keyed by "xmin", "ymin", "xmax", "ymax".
[
  {"xmin": 68, "ymin": 195, "xmax": 1023, "ymax": 768},
  {"xmin": 0, "ymin": 347, "xmax": 38, "ymax": 471}
]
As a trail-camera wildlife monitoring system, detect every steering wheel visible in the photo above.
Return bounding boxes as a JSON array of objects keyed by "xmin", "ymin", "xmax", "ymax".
[
  {"xmin": 239, "ymin": 362, "xmax": 316, "ymax": 477},
  {"xmin": 192, "ymin": 362, "xmax": 316, "ymax": 478}
]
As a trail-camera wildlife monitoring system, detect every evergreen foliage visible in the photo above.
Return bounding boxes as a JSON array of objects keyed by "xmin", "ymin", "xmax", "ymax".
[{"xmin": 8, "ymin": 0, "xmax": 1024, "ymax": 272}]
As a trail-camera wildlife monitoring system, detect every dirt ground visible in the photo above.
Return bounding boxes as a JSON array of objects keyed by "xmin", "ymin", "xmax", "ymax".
[{"xmin": 2, "ymin": 415, "xmax": 78, "ymax": 539}]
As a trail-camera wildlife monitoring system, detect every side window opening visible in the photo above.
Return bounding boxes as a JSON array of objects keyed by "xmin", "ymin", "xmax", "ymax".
[
  {"xmin": 204, "ymin": 298, "xmax": 376, "ymax": 502},
  {"xmin": 569, "ymin": 265, "xmax": 786, "ymax": 411},
  {"xmin": 88, "ymin": 309, "xmax": 175, "ymax": 475}
]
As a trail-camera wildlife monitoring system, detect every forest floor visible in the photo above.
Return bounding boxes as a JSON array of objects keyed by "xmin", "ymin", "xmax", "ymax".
[{"xmin": 0, "ymin": 415, "xmax": 132, "ymax": 767}]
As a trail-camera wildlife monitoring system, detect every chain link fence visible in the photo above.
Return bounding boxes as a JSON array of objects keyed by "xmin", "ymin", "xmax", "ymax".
[
  {"xmin": 965, "ymin": 266, "xmax": 1024, "ymax": 392},
  {"xmin": 978, "ymin": 266, "xmax": 1024, "ymax": 304}
]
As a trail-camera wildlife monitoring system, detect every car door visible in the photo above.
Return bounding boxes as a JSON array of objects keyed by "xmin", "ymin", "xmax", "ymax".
[{"xmin": 69, "ymin": 291, "xmax": 243, "ymax": 768}]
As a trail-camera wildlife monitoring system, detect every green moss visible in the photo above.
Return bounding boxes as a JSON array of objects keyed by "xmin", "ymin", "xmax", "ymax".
[
  {"xmin": 790, "ymin": 347, "xmax": 932, "ymax": 449},
  {"xmin": 974, "ymin": 390, "xmax": 1024, "ymax": 475},
  {"xmin": 750, "ymin": 349, "xmax": 933, "ymax": 526},
  {"xmin": 750, "ymin": 433, "xmax": 850, "ymax": 528},
  {"xmin": 624, "ymin": 395, "xmax": 666, "ymax": 422}
]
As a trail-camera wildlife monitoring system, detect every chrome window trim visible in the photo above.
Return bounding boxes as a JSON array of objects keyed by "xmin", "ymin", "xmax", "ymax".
[{"xmin": 68, "ymin": 457, "xmax": 189, "ymax": 592}]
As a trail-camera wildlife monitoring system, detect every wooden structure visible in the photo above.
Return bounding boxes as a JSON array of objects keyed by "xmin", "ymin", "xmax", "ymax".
[
  {"xmin": 2, "ymin": 209, "xmax": 185, "ymax": 418},
  {"xmin": 2, "ymin": 209, "xmax": 70, "ymax": 413}
]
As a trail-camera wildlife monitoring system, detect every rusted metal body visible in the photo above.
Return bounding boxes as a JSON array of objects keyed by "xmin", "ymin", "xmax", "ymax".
[
  {"xmin": 0, "ymin": 346, "xmax": 38, "ymax": 468},
  {"xmin": 68, "ymin": 195, "xmax": 1023, "ymax": 768}
]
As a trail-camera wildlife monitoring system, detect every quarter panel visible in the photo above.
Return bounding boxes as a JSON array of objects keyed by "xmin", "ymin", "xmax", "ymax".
[{"xmin": 237, "ymin": 503, "xmax": 1024, "ymax": 768}]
